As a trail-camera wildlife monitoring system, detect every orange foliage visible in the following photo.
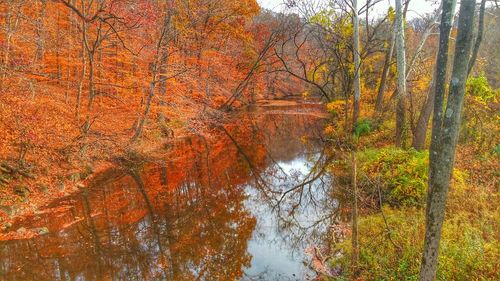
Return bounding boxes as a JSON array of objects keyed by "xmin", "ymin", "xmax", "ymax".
[{"xmin": 0, "ymin": 0, "xmax": 294, "ymax": 221}]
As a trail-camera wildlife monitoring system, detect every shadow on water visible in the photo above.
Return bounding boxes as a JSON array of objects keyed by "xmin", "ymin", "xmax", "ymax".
[{"xmin": 0, "ymin": 104, "xmax": 339, "ymax": 281}]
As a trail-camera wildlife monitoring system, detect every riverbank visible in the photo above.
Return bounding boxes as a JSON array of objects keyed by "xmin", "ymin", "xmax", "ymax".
[
  {"xmin": 318, "ymin": 110, "xmax": 500, "ymax": 280},
  {"xmin": 0, "ymin": 89, "xmax": 196, "ymax": 235},
  {"xmin": 0, "ymin": 103, "xmax": 329, "ymax": 280},
  {"xmin": 0, "ymin": 98, "xmax": 327, "ymax": 240}
]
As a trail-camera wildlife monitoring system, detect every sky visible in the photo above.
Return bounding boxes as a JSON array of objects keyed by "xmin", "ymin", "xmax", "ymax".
[{"xmin": 257, "ymin": 0, "xmax": 440, "ymax": 20}]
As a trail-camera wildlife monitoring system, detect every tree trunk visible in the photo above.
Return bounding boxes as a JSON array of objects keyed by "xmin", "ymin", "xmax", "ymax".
[
  {"xmin": 351, "ymin": 150, "xmax": 359, "ymax": 275},
  {"xmin": 132, "ymin": 72, "xmax": 157, "ymax": 142},
  {"xmin": 131, "ymin": 5, "xmax": 172, "ymax": 141},
  {"xmin": 34, "ymin": 0, "xmax": 47, "ymax": 70},
  {"xmin": 75, "ymin": 0, "xmax": 86, "ymax": 118},
  {"xmin": 1, "ymin": 4, "xmax": 20, "ymax": 89},
  {"xmin": 87, "ymin": 54, "xmax": 95, "ymax": 111},
  {"xmin": 412, "ymin": 72, "xmax": 436, "ymax": 150},
  {"xmin": 76, "ymin": 28, "xmax": 86, "ymax": 119},
  {"xmin": 467, "ymin": 0, "xmax": 487, "ymax": 76},
  {"xmin": 157, "ymin": 50, "xmax": 170, "ymax": 132},
  {"xmin": 419, "ymin": 0, "xmax": 475, "ymax": 279},
  {"xmin": 352, "ymin": 0, "xmax": 361, "ymax": 129},
  {"xmin": 412, "ymin": 4, "xmax": 454, "ymax": 151},
  {"xmin": 374, "ymin": 28, "xmax": 395, "ymax": 112},
  {"xmin": 56, "ymin": 8, "xmax": 62, "ymax": 83},
  {"xmin": 395, "ymin": 0, "xmax": 407, "ymax": 147},
  {"xmin": 375, "ymin": 1, "xmax": 412, "ymax": 113},
  {"xmin": 158, "ymin": 52, "xmax": 169, "ymax": 107}
]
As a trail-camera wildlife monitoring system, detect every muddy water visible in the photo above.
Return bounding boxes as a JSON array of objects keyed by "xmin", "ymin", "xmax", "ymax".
[{"xmin": 0, "ymin": 103, "xmax": 335, "ymax": 281}]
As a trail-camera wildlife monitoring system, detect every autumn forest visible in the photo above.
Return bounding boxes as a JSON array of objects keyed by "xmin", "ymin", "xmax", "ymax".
[{"xmin": 0, "ymin": 0, "xmax": 498, "ymax": 280}]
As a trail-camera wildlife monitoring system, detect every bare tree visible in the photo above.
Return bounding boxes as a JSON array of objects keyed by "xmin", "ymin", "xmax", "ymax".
[
  {"xmin": 131, "ymin": 4, "xmax": 179, "ymax": 141},
  {"xmin": 60, "ymin": 0, "xmax": 139, "ymax": 131},
  {"xmin": 273, "ymin": 22, "xmax": 334, "ymax": 103},
  {"xmin": 220, "ymin": 24, "xmax": 283, "ymax": 110}
]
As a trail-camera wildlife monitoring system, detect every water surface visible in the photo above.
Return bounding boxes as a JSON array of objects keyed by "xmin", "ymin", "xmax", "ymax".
[{"xmin": 0, "ymin": 103, "xmax": 334, "ymax": 281}]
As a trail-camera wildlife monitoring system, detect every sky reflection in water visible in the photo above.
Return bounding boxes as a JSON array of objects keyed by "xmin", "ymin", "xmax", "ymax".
[{"xmin": 0, "ymin": 107, "xmax": 334, "ymax": 281}]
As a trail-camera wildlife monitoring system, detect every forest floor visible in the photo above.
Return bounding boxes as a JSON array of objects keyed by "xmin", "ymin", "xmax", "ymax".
[{"xmin": 0, "ymin": 90, "xmax": 196, "ymax": 236}]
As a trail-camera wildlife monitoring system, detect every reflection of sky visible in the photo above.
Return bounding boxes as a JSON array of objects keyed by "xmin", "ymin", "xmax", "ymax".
[
  {"xmin": 243, "ymin": 152, "xmax": 332, "ymax": 280},
  {"xmin": 278, "ymin": 157, "xmax": 311, "ymax": 177},
  {"xmin": 0, "ymin": 111, "xmax": 330, "ymax": 281}
]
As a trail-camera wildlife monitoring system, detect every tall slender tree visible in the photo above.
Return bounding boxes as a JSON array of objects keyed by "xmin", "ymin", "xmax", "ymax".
[
  {"xmin": 352, "ymin": 0, "xmax": 361, "ymax": 129},
  {"xmin": 131, "ymin": 6, "xmax": 174, "ymax": 141},
  {"xmin": 419, "ymin": 0, "xmax": 476, "ymax": 279},
  {"xmin": 468, "ymin": 0, "xmax": 487, "ymax": 75},
  {"xmin": 394, "ymin": 0, "xmax": 406, "ymax": 147},
  {"xmin": 351, "ymin": 0, "xmax": 361, "ymax": 275},
  {"xmin": 374, "ymin": 8, "xmax": 395, "ymax": 113},
  {"xmin": 412, "ymin": 6, "xmax": 446, "ymax": 150}
]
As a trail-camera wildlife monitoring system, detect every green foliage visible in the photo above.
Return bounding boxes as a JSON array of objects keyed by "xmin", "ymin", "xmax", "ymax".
[
  {"xmin": 327, "ymin": 144, "xmax": 497, "ymax": 280},
  {"xmin": 466, "ymin": 75, "xmax": 498, "ymax": 104},
  {"xmin": 461, "ymin": 75, "xmax": 499, "ymax": 151},
  {"xmin": 358, "ymin": 148, "xmax": 429, "ymax": 207},
  {"xmin": 330, "ymin": 203, "xmax": 500, "ymax": 280},
  {"xmin": 493, "ymin": 144, "xmax": 500, "ymax": 155},
  {"xmin": 354, "ymin": 119, "xmax": 372, "ymax": 138}
]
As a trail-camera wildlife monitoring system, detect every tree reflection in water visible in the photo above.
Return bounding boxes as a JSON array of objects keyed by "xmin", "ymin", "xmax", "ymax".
[{"xmin": 0, "ymin": 107, "xmax": 337, "ymax": 281}]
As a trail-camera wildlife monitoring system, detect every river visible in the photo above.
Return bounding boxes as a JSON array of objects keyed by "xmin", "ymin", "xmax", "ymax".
[{"xmin": 0, "ymin": 101, "xmax": 336, "ymax": 281}]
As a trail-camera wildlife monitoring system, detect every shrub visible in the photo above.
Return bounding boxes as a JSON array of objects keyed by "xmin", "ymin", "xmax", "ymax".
[
  {"xmin": 466, "ymin": 75, "xmax": 497, "ymax": 104},
  {"xmin": 357, "ymin": 148, "xmax": 428, "ymax": 207},
  {"xmin": 461, "ymin": 75, "xmax": 499, "ymax": 151},
  {"xmin": 326, "ymin": 100, "xmax": 347, "ymax": 118},
  {"xmin": 354, "ymin": 119, "xmax": 372, "ymax": 138}
]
